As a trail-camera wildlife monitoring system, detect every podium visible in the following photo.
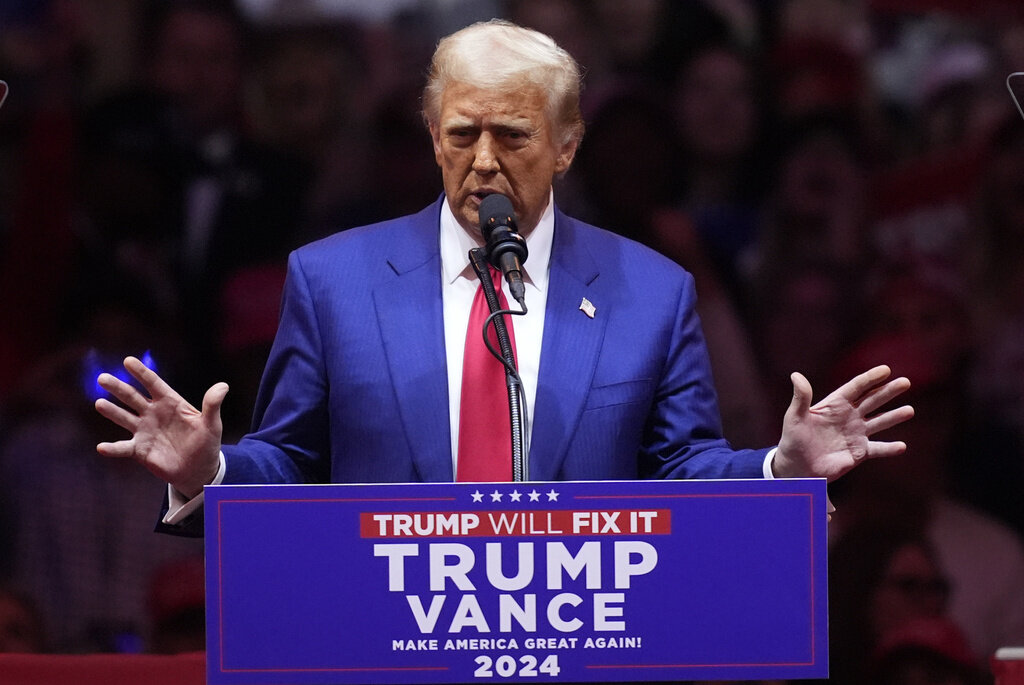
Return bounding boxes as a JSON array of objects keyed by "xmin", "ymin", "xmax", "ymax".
[{"xmin": 205, "ymin": 478, "xmax": 829, "ymax": 683}]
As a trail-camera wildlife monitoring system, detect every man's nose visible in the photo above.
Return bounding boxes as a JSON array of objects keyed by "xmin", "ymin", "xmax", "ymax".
[{"xmin": 472, "ymin": 134, "xmax": 499, "ymax": 174}]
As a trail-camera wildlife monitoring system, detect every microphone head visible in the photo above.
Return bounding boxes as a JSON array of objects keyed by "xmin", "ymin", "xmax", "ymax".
[
  {"xmin": 478, "ymin": 194, "xmax": 527, "ymax": 268},
  {"xmin": 478, "ymin": 193, "xmax": 517, "ymax": 239}
]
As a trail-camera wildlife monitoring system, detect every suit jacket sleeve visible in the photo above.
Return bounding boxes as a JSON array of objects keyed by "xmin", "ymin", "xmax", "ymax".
[{"xmin": 638, "ymin": 269, "xmax": 769, "ymax": 479}]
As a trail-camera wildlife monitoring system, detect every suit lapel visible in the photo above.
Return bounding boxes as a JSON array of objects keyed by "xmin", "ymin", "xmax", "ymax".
[
  {"xmin": 530, "ymin": 210, "xmax": 607, "ymax": 481},
  {"xmin": 373, "ymin": 200, "xmax": 454, "ymax": 481}
]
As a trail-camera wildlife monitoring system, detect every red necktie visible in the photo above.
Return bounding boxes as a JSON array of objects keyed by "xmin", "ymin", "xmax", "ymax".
[{"xmin": 457, "ymin": 267, "xmax": 517, "ymax": 482}]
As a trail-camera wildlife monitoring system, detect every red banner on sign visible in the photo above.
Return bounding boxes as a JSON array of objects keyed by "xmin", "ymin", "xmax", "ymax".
[{"xmin": 360, "ymin": 509, "xmax": 672, "ymax": 538}]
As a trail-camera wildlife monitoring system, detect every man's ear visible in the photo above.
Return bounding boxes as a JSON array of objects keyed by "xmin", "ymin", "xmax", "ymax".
[{"xmin": 554, "ymin": 137, "xmax": 579, "ymax": 175}]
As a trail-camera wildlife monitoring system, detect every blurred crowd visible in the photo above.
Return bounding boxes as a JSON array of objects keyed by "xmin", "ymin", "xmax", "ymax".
[{"xmin": 1, "ymin": 0, "xmax": 1023, "ymax": 680}]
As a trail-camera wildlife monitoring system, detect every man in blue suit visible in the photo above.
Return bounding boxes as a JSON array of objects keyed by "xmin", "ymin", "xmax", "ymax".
[{"xmin": 94, "ymin": 20, "xmax": 912, "ymax": 531}]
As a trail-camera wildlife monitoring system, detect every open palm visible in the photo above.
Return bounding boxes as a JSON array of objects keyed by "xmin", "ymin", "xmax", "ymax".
[
  {"xmin": 774, "ymin": 365, "xmax": 914, "ymax": 481},
  {"xmin": 94, "ymin": 356, "xmax": 227, "ymax": 498}
]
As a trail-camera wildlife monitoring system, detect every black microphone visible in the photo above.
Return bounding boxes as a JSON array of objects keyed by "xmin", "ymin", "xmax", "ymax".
[{"xmin": 478, "ymin": 193, "xmax": 528, "ymax": 306}]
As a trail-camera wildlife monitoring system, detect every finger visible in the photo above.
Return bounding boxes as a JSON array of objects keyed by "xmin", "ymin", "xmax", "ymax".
[
  {"xmin": 864, "ymin": 404, "xmax": 915, "ymax": 436},
  {"xmin": 786, "ymin": 372, "xmax": 813, "ymax": 420},
  {"xmin": 123, "ymin": 355, "xmax": 178, "ymax": 402},
  {"xmin": 201, "ymin": 382, "xmax": 230, "ymax": 429},
  {"xmin": 865, "ymin": 439, "xmax": 908, "ymax": 459},
  {"xmin": 832, "ymin": 365, "xmax": 892, "ymax": 403},
  {"xmin": 96, "ymin": 372, "xmax": 150, "ymax": 414},
  {"xmin": 96, "ymin": 439, "xmax": 137, "ymax": 459},
  {"xmin": 857, "ymin": 376, "xmax": 912, "ymax": 416},
  {"xmin": 94, "ymin": 397, "xmax": 141, "ymax": 433}
]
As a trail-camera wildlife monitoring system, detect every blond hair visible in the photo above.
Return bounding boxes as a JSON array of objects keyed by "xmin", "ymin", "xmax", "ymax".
[{"xmin": 422, "ymin": 19, "xmax": 584, "ymax": 146}]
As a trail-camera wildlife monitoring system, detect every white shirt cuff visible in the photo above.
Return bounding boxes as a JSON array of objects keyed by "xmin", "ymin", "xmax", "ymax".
[
  {"xmin": 762, "ymin": 447, "xmax": 778, "ymax": 479},
  {"xmin": 762, "ymin": 447, "xmax": 835, "ymax": 517},
  {"xmin": 161, "ymin": 452, "xmax": 227, "ymax": 525}
]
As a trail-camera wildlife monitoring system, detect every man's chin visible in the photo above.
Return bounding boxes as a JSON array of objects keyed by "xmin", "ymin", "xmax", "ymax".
[
  {"xmin": 453, "ymin": 209, "xmax": 485, "ymax": 241},
  {"xmin": 451, "ymin": 199, "xmax": 481, "ymax": 234}
]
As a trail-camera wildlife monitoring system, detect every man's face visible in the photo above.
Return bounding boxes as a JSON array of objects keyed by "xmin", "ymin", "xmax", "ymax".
[{"xmin": 430, "ymin": 82, "xmax": 577, "ymax": 239}]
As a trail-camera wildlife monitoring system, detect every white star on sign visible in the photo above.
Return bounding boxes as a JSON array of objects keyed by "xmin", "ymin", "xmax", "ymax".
[
  {"xmin": 490, "ymin": 490, "xmax": 503, "ymax": 502},
  {"xmin": 528, "ymin": 490, "xmax": 541, "ymax": 502},
  {"xmin": 471, "ymin": 491, "xmax": 484, "ymax": 502},
  {"xmin": 546, "ymin": 489, "xmax": 560, "ymax": 502},
  {"xmin": 509, "ymin": 490, "xmax": 522, "ymax": 502}
]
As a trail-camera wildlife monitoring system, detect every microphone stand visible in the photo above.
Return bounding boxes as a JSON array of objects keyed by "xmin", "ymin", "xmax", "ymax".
[{"xmin": 469, "ymin": 248, "xmax": 529, "ymax": 481}]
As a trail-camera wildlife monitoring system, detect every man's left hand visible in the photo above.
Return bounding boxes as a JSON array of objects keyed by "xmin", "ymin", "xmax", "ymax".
[{"xmin": 773, "ymin": 365, "xmax": 914, "ymax": 481}]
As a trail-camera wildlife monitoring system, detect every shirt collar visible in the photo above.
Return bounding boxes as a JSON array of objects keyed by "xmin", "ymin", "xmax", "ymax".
[{"xmin": 440, "ymin": 191, "xmax": 553, "ymax": 294}]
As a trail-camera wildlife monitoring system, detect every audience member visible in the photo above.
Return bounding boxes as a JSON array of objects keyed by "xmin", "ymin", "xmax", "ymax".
[
  {"xmin": 73, "ymin": 88, "xmax": 186, "ymax": 319},
  {"xmin": 753, "ymin": 113, "xmax": 871, "ymax": 282},
  {"xmin": 588, "ymin": 0, "xmax": 669, "ymax": 84},
  {"xmin": 365, "ymin": 87, "xmax": 447, "ymax": 218},
  {"xmin": 571, "ymin": 87, "xmax": 680, "ymax": 240},
  {"xmin": 249, "ymin": 22, "xmax": 379, "ymax": 239},
  {"xmin": 830, "ymin": 322, "xmax": 1024, "ymax": 661},
  {"xmin": 876, "ymin": 269, "xmax": 1024, "ymax": 536},
  {"xmin": 669, "ymin": 40, "xmax": 770, "ymax": 294},
  {"xmin": 141, "ymin": 0, "xmax": 311, "ymax": 387},
  {"xmin": 915, "ymin": 40, "xmax": 1005, "ymax": 156},
  {"xmin": 753, "ymin": 260, "xmax": 863, "ymax": 417},
  {"xmin": 827, "ymin": 524, "xmax": 961, "ymax": 685}
]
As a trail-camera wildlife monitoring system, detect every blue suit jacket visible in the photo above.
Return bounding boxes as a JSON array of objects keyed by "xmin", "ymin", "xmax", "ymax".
[{"xmin": 217, "ymin": 197, "xmax": 769, "ymax": 486}]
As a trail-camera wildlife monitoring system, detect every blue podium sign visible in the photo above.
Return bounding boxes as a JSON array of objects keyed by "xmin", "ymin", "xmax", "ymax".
[{"xmin": 205, "ymin": 479, "xmax": 828, "ymax": 683}]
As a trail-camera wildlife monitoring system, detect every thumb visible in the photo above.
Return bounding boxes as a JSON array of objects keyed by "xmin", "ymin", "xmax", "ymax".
[
  {"xmin": 201, "ymin": 382, "xmax": 230, "ymax": 427},
  {"xmin": 786, "ymin": 372, "xmax": 813, "ymax": 421}
]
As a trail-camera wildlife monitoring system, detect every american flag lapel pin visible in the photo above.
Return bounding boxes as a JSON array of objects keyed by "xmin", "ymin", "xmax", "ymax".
[{"xmin": 579, "ymin": 297, "xmax": 596, "ymax": 319}]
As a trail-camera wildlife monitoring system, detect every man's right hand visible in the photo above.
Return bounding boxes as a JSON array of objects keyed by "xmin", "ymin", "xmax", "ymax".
[{"xmin": 94, "ymin": 356, "xmax": 227, "ymax": 499}]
